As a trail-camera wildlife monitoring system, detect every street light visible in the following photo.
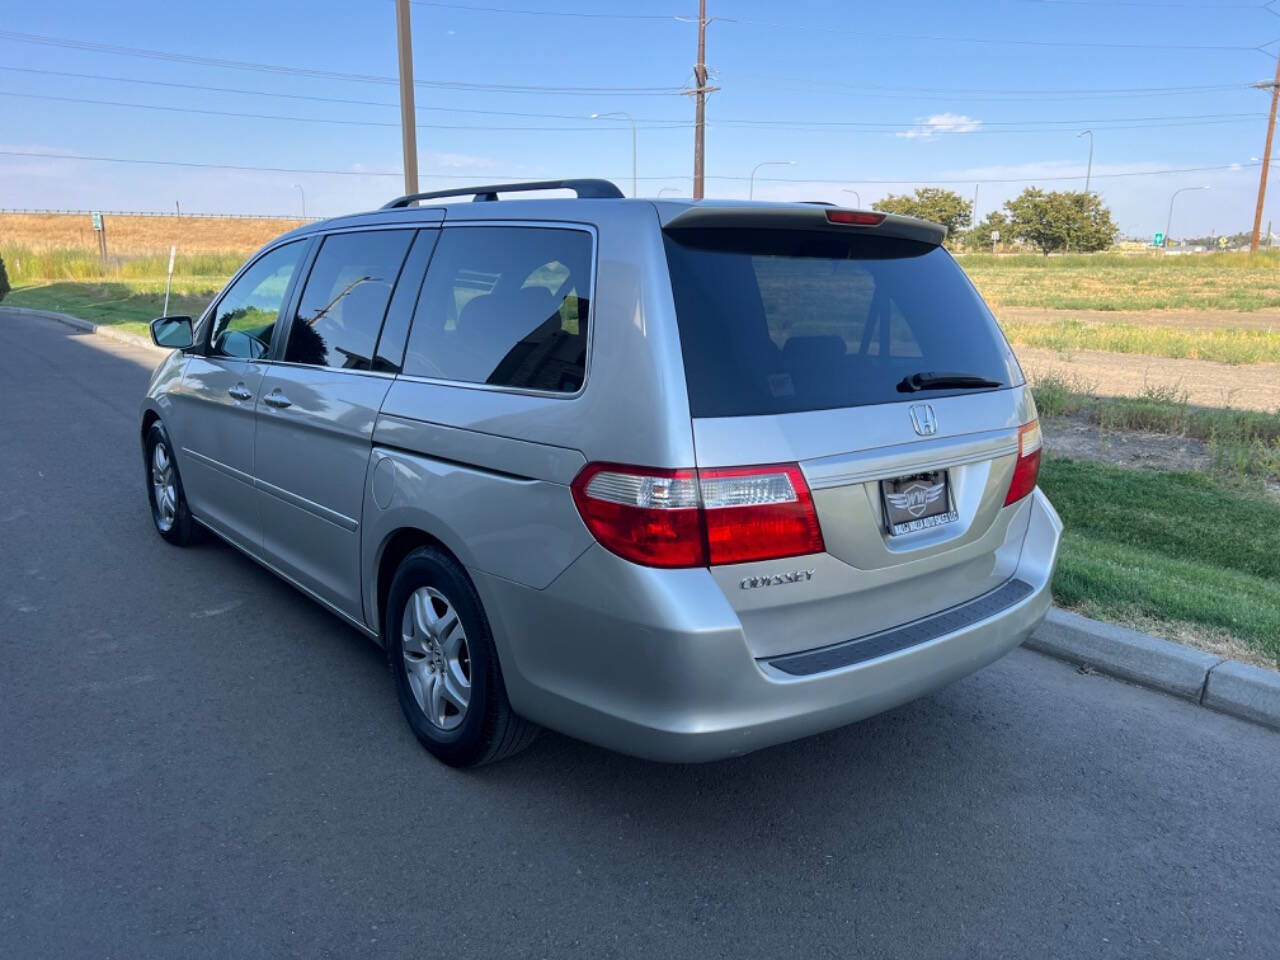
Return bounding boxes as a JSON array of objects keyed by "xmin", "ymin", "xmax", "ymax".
[
  {"xmin": 294, "ymin": 183, "xmax": 306, "ymax": 219},
  {"xmin": 1077, "ymin": 129, "xmax": 1094, "ymax": 195},
  {"xmin": 591, "ymin": 112, "xmax": 637, "ymax": 197},
  {"xmin": 841, "ymin": 188, "xmax": 861, "ymax": 208},
  {"xmin": 1165, "ymin": 185, "xmax": 1209, "ymax": 249},
  {"xmin": 749, "ymin": 160, "xmax": 794, "ymax": 200},
  {"xmin": 658, "ymin": 187, "xmax": 681, "ymax": 197}
]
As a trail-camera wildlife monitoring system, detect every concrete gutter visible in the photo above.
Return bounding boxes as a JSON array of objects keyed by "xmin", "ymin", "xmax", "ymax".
[
  {"xmin": 1026, "ymin": 608, "xmax": 1280, "ymax": 732},
  {"xmin": 2, "ymin": 305, "xmax": 168, "ymax": 355}
]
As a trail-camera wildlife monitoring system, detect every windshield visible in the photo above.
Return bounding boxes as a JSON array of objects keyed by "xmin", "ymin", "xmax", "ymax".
[{"xmin": 663, "ymin": 228, "xmax": 1022, "ymax": 418}]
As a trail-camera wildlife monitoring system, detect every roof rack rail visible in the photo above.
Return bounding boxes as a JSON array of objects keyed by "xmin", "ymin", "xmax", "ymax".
[{"xmin": 381, "ymin": 178, "xmax": 624, "ymax": 208}]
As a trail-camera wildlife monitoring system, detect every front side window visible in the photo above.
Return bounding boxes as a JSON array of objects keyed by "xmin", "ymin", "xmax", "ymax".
[
  {"xmin": 208, "ymin": 241, "xmax": 306, "ymax": 359},
  {"xmin": 402, "ymin": 226, "xmax": 592, "ymax": 393},
  {"xmin": 284, "ymin": 230, "xmax": 415, "ymax": 370}
]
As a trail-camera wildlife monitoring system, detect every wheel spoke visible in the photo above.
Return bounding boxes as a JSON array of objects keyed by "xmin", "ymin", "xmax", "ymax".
[
  {"xmin": 413, "ymin": 590, "xmax": 437, "ymax": 638},
  {"xmin": 440, "ymin": 622, "xmax": 465, "ymax": 661},
  {"xmin": 441, "ymin": 660, "xmax": 470, "ymax": 712},
  {"xmin": 428, "ymin": 671, "xmax": 447, "ymax": 725}
]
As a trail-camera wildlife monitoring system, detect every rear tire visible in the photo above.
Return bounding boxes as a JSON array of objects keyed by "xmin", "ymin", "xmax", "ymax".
[
  {"xmin": 145, "ymin": 421, "xmax": 199, "ymax": 546},
  {"xmin": 385, "ymin": 546, "xmax": 539, "ymax": 767}
]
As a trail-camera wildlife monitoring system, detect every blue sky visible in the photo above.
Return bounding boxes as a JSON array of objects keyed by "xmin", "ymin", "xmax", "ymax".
[{"xmin": 3, "ymin": 0, "xmax": 1278, "ymax": 236}]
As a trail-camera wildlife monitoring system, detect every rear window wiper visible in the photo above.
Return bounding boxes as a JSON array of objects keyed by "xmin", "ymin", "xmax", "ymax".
[{"xmin": 897, "ymin": 371, "xmax": 1004, "ymax": 393}]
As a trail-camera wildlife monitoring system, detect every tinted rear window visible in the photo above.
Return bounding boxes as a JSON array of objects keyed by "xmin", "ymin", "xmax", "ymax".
[{"xmin": 663, "ymin": 229, "xmax": 1021, "ymax": 418}]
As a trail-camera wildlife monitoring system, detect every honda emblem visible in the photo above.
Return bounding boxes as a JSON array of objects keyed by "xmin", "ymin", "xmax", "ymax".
[{"xmin": 909, "ymin": 403, "xmax": 937, "ymax": 436}]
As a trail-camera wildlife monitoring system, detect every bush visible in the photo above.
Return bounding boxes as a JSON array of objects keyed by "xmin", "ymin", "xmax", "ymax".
[{"xmin": 0, "ymin": 254, "xmax": 9, "ymax": 302}]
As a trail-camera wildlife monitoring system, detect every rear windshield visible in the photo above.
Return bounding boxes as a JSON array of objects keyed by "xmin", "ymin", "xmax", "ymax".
[{"xmin": 663, "ymin": 228, "xmax": 1022, "ymax": 418}]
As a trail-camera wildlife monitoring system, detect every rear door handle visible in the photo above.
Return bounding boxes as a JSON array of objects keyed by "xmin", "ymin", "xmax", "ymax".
[
  {"xmin": 227, "ymin": 384, "xmax": 253, "ymax": 401},
  {"xmin": 263, "ymin": 390, "xmax": 293, "ymax": 409}
]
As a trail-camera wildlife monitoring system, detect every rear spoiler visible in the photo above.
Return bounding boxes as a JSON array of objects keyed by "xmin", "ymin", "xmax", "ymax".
[{"xmin": 659, "ymin": 204, "xmax": 946, "ymax": 247}]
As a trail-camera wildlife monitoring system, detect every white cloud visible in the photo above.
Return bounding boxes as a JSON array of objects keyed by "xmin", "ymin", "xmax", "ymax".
[
  {"xmin": 426, "ymin": 152, "xmax": 497, "ymax": 171},
  {"xmin": 897, "ymin": 113, "xmax": 983, "ymax": 140}
]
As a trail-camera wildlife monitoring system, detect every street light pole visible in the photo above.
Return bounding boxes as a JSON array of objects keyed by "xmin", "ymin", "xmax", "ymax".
[
  {"xmin": 591, "ymin": 112, "xmax": 637, "ymax": 197},
  {"xmin": 294, "ymin": 184, "xmax": 306, "ymax": 219},
  {"xmin": 749, "ymin": 160, "xmax": 794, "ymax": 200},
  {"xmin": 842, "ymin": 188, "xmax": 861, "ymax": 208},
  {"xmin": 1165, "ymin": 185, "xmax": 1209, "ymax": 250},
  {"xmin": 395, "ymin": 0, "xmax": 419, "ymax": 197},
  {"xmin": 1078, "ymin": 129, "xmax": 1094, "ymax": 194}
]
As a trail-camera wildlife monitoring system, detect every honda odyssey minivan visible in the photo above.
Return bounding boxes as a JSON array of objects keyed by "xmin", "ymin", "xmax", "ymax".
[{"xmin": 141, "ymin": 179, "xmax": 1061, "ymax": 766}]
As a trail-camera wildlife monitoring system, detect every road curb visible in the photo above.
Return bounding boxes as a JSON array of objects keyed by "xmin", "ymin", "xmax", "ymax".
[
  {"xmin": 2, "ymin": 305, "xmax": 167, "ymax": 355},
  {"xmin": 1026, "ymin": 608, "xmax": 1280, "ymax": 731},
  {"xmin": 1203, "ymin": 661, "xmax": 1280, "ymax": 731}
]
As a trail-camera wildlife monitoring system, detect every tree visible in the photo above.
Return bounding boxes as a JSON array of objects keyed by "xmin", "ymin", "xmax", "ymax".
[
  {"xmin": 873, "ymin": 187, "xmax": 972, "ymax": 242},
  {"xmin": 965, "ymin": 211, "xmax": 1011, "ymax": 251},
  {"xmin": 1003, "ymin": 188, "xmax": 1117, "ymax": 255},
  {"xmin": 0, "ymin": 254, "xmax": 9, "ymax": 303}
]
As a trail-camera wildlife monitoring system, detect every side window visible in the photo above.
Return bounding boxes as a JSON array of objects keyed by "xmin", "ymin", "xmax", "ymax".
[
  {"xmin": 402, "ymin": 226, "xmax": 592, "ymax": 393},
  {"xmin": 284, "ymin": 230, "xmax": 415, "ymax": 370},
  {"xmin": 373, "ymin": 230, "xmax": 438, "ymax": 373},
  {"xmin": 209, "ymin": 241, "xmax": 306, "ymax": 360}
]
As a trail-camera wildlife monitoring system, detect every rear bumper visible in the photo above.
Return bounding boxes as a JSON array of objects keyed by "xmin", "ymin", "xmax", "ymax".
[{"xmin": 475, "ymin": 489, "xmax": 1062, "ymax": 762}]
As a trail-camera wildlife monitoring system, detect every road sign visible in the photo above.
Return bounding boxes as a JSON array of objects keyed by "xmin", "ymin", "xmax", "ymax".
[
  {"xmin": 1218, "ymin": 236, "xmax": 1229, "ymax": 248},
  {"xmin": 163, "ymin": 245, "xmax": 176, "ymax": 317},
  {"xmin": 991, "ymin": 230, "xmax": 1001, "ymax": 241},
  {"xmin": 1152, "ymin": 231, "xmax": 1165, "ymax": 248},
  {"xmin": 91, "ymin": 212, "xmax": 103, "ymax": 232}
]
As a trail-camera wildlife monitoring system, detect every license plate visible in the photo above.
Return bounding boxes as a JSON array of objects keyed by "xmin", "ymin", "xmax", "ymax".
[{"xmin": 880, "ymin": 469, "xmax": 958, "ymax": 536}]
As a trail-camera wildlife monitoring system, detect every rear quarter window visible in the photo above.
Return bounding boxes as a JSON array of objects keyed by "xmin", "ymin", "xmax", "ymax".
[
  {"xmin": 663, "ymin": 228, "xmax": 1022, "ymax": 418},
  {"xmin": 402, "ymin": 226, "xmax": 592, "ymax": 393}
]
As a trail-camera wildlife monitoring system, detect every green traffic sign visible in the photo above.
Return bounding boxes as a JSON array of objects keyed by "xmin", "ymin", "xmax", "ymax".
[
  {"xmin": 1152, "ymin": 231, "xmax": 1164, "ymax": 248},
  {"xmin": 91, "ymin": 212, "xmax": 103, "ymax": 232}
]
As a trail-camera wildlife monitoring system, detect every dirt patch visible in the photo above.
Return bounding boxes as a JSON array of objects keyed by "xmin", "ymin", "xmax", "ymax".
[
  {"xmin": 1002, "ymin": 306, "xmax": 1280, "ymax": 333},
  {"xmin": 1019, "ymin": 346, "xmax": 1280, "ymax": 413},
  {"xmin": 1042, "ymin": 416, "xmax": 1212, "ymax": 472}
]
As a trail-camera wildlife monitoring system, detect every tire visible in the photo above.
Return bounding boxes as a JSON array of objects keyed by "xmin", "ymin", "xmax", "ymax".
[
  {"xmin": 385, "ymin": 546, "xmax": 539, "ymax": 767},
  {"xmin": 145, "ymin": 421, "xmax": 200, "ymax": 546}
]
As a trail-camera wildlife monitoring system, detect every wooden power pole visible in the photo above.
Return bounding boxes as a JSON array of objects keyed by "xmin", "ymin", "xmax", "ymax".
[
  {"xmin": 395, "ymin": 0, "xmax": 420, "ymax": 197},
  {"xmin": 1250, "ymin": 56, "xmax": 1280, "ymax": 252},
  {"xmin": 689, "ymin": 0, "xmax": 718, "ymax": 199}
]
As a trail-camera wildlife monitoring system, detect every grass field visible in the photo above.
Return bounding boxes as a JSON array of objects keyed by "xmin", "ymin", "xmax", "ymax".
[
  {"xmin": 0, "ymin": 212, "xmax": 304, "ymax": 255},
  {"xmin": 1002, "ymin": 314, "xmax": 1280, "ymax": 365},
  {"xmin": 962, "ymin": 250, "xmax": 1280, "ymax": 311},
  {"xmin": 1039, "ymin": 457, "xmax": 1280, "ymax": 666},
  {"xmin": 1031, "ymin": 373, "xmax": 1280, "ymax": 482}
]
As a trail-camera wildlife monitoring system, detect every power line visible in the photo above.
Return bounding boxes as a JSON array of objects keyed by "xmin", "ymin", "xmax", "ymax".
[
  {"xmin": 3, "ymin": 88, "xmax": 1265, "ymax": 136},
  {"xmin": 711, "ymin": 15, "xmax": 1263, "ymax": 52},
  {"xmin": 5, "ymin": 65, "xmax": 1253, "ymax": 119},
  {"xmin": 0, "ymin": 91, "xmax": 691, "ymax": 131},
  {"xmin": 408, "ymin": 0, "xmax": 691, "ymax": 19},
  {"xmin": 0, "ymin": 149, "xmax": 1260, "ymax": 186},
  {"xmin": 0, "ymin": 30, "xmax": 687, "ymax": 95}
]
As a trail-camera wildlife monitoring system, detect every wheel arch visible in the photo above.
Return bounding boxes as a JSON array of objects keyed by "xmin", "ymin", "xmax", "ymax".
[{"xmin": 372, "ymin": 527, "xmax": 464, "ymax": 641}]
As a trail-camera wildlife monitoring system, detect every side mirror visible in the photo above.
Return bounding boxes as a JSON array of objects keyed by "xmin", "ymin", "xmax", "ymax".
[{"xmin": 150, "ymin": 316, "xmax": 194, "ymax": 350}]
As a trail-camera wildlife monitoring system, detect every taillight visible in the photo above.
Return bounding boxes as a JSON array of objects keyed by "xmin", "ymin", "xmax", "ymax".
[
  {"xmin": 570, "ymin": 462, "xmax": 825, "ymax": 568},
  {"xmin": 1004, "ymin": 420, "xmax": 1042, "ymax": 506}
]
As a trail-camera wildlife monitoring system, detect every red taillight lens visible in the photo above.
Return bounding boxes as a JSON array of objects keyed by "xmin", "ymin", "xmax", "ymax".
[
  {"xmin": 570, "ymin": 463, "xmax": 705, "ymax": 568},
  {"xmin": 826, "ymin": 209, "xmax": 885, "ymax": 226},
  {"xmin": 1004, "ymin": 420, "xmax": 1042, "ymax": 506},
  {"xmin": 570, "ymin": 461, "xmax": 825, "ymax": 568},
  {"xmin": 699, "ymin": 464, "xmax": 825, "ymax": 565}
]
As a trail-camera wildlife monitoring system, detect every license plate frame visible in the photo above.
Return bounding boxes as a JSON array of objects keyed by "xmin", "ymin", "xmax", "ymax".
[{"xmin": 880, "ymin": 469, "xmax": 959, "ymax": 536}]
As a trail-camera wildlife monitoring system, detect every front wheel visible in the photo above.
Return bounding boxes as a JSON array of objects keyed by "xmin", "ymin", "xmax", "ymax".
[
  {"xmin": 145, "ymin": 421, "xmax": 199, "ymax": 546},
  {"xmin": 385, "ymin": 547, "xmax": 539, "ymax": 767}
]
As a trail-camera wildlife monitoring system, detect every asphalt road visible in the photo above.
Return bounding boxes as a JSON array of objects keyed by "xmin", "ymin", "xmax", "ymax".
[{"xmin": 2, "ymin": 309, "xmax": 1278, "ymax": 960}]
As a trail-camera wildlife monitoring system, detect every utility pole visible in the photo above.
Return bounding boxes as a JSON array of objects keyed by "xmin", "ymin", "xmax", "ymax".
[
  {"xmin": 1250, "ymin": 58, "xmax": 1280, "ymax": 252},
  {"xmin": 395, "ymin": 0, "xmax": 419, "ymax": 197},
  {"xmin": 688, "ymin": 0, "xmax": 718, "ymax": 200},
  {"xmin": 1078, "ymin": 129, "xmax": 1094, "ymax": 195}
]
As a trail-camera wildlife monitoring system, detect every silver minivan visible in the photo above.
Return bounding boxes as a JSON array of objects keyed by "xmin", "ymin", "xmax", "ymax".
[{"xmin": 141, "ymin": 179, "xmax": 1061, "ymax": 766}]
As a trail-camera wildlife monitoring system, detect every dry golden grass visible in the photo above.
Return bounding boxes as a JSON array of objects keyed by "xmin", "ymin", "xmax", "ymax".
[{"xmin": 0, "ymin": 212, "xmax": 305, "ymax": 255}]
